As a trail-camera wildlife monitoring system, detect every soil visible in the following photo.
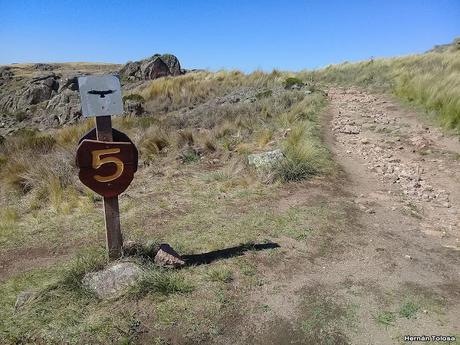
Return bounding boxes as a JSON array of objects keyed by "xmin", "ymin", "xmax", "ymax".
[{"xmin": 213, "ymin": 87, "xmax": 460, "ymax": 345}]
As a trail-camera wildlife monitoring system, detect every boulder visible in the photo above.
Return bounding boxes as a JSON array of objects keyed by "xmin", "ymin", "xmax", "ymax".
[
  {"xmin": 154, "ymin": 243, "xmax": 185, "ymax": 268},
  {"xmin": 82, "ymin": 262, "xmax": 143, "ymax": 299},
  {"xmin": 141, "ymin": 57, "xmax": 171, "ymax": 80},
  {"xmin": 159, "ymin": 54, "xmax": 182, "ymax": 76},
  {"xmin": 119, "ymin": 54, "xmax": 182, "ymax": 81},
  {"xmin": 248, "ymin": 149, "xmax": 284, "ymax": 169}
]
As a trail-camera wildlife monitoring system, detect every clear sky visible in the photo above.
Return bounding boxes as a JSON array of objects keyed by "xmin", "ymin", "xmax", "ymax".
[{"xmin": 0, "ymin": 0, "xmax": 458, "ymax": 72}]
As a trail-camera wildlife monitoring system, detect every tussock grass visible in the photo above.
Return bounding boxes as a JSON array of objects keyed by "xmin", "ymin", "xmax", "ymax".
[
  {"xmin": 132, "ymin": 268, "xmax": 194, "ymax": 297},
  {"xmin": 54, "ymin": 120, "xmax": 93, "ymax": 146},
  {"xmin": 275, "ymin": 93, "xmax": 331, "ymax": 182},
  {"xmin": 139, "ymin": 126, "xmax": 172, "ymax": 161},
  {"xmin": 303, "ymin": 42, "xmax": 460, "ymax": 132}
]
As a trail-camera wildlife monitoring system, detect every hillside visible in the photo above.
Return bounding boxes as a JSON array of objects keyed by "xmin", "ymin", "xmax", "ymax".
[{"xmin": 0, "ymin": 40, "xmax": 459, "ymax": 345}]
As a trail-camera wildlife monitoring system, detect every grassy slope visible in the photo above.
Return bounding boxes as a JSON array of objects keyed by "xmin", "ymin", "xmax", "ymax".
[
  {"xmin": 0, "ymin": 71, "xmax": 335, "ymax": 344},
  {"xmin": 300, "ymin": 39, "xmax": 460, "ymax": 132}
]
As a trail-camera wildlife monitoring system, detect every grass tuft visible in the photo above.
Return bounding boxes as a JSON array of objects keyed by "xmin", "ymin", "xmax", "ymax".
[
  {"xmin": 399, "ymin": 301, "xmax": 420, "ymax": 319},
  {"xmin": 206, "ymin": 267, "xmax": 233, "ymax": 283},
  {"xmin": 132, "ymin": 269, "xmax": 194, "ymax": 297}
]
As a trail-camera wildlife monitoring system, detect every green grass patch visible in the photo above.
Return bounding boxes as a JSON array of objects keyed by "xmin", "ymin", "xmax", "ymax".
[
  {"xmin": 132, "ymin": 268, "xmax": 194, "ymax": 297},
  {"xmin": 206, "ymin": 266, "xmax": 233, "ymax": 283},
  {"xmin": 398, "ymin": 300, "xmax": 420, "ymax": 319},
  {"xmin": 375, "ymin": 311, "xmax": 396, "ymax": 327}
]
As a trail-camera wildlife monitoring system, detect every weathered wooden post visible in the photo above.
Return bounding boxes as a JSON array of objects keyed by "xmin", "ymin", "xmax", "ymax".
[{"xmin": 76, "ymin": 75, "xmax": 138, "ymax": 260}]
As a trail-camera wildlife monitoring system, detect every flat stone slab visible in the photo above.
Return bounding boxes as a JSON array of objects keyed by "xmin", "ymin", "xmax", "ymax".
[{"xmin": 82, "ymin": 262, "xmax": 143, "ymax": 299}]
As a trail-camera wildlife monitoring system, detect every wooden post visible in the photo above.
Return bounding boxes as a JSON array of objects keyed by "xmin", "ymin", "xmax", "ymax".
[{"xmin": 95, "ymin": 115, "xmax": 123, "ymax": 260}]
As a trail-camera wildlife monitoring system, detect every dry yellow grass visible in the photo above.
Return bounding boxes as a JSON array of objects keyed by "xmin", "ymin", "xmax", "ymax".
[{"xmin": 303, "ymin": 44, "xmax": 460, "ymax": 131}]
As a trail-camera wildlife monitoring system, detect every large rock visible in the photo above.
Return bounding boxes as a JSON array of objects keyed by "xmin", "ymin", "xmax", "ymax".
[
  {"xmin": 141, "ymin": 57, "xmax": 171, "ymax": 80},
  {"xmin": 120, "ymin": 54, "xmax": 182, "ymax": 81},
  {"xmin": 248, "ymin": 149, "xmax": 284, "ymax": 169},
  {"xmin": 82, "ymin": 262, "xmax": 143, "ymax": 299},
  {"xmin": 160, "ymin": 54, "xmax": 182, "ymax": 76}
]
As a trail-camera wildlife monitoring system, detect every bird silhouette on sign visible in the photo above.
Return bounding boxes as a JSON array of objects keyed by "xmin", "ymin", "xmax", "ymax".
[{"xmin": 87, "ymin": 89, "xmax": 116, "ymax": 98}]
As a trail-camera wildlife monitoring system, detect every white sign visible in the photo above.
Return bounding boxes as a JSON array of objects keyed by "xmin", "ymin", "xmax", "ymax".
[{"xmin": 78, "ymin": 75, "xmax": 123, "ymax": 117}]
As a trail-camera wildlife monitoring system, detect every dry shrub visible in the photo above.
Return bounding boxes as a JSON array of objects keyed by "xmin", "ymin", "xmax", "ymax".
[
  {"xmin": 195, "ymin": 130, "xmax": 217, "ymax": 153},
  {"xmin": 177, "ymin": 129, "xmax": 194, "ymax": 147},
  {"xmin": 139, "ymin": 126, "xmax": 172, "ymax": 161},
  {"xmin": 256, "ymin": 128, "xmax": 274, "ymax": 148},
  {"xmin": 55, "ymin": 120, "xmax": 93, "ymax": 146},
  {"xmin": 214, "ymin": 121, "xmax": 237, "ymax": 139}
]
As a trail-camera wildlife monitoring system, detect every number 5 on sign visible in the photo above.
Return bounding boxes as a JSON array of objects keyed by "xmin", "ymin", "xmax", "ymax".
[
  {"xmin": 76, "ymin": 139, "xmax": 137, "ymax": 198},
  {"xmin": 92, "ymin": 148, "xmax": 124, "ymax": 182}
]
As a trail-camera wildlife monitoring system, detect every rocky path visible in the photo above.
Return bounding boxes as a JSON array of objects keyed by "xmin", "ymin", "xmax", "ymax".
[
  {"xmin": 218, "ymin": 88, "xmax": 460, "ymax": 345},
  {"xmin": 329, "ymin": 87, "xmax": 460, "ymax": 250}
]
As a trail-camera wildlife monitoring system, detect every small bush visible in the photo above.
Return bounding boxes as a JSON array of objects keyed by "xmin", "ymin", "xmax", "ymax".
[
  {"xmin": 255, "ymin": 89, "xmax": 273, "ymax": 99},
  {"xmin": 180, "ymin": 149, "xmax": 200, "ymax": 163},
  {"xmin": 14, "ymin": 111, "xmax": 28, "ymax": 122},
  {"xmin": 284, "ymin": 77, "xmax": 303, "ymax": 89},
  {"xmin": 123, "ymin": 93, "xmax": 145, "ymax": 104}
]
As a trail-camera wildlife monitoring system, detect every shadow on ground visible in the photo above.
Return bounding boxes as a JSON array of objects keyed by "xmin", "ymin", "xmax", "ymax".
[{"xmin": 182, "ymin": 242, "xmax": 280, "ymax": 266}]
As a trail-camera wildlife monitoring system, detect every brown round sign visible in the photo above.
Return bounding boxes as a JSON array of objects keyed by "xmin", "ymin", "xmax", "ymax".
[{"xmin": 76, "ymin": 130, "xmax": 138, "ymax": 198}]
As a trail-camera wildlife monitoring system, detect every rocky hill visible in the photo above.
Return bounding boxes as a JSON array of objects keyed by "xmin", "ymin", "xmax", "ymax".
[{"xmin": 0, "ymin": 54, "xmax": 182, "ymax": 137}]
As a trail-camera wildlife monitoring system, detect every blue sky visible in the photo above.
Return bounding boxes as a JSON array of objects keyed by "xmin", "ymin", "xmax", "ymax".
[{"xmin": 0, "ymin": 0, "xmax": 458, "ymax": 72}]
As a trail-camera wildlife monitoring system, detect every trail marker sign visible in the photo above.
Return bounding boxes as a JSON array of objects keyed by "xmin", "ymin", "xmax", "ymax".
[
  {"xmin": 78, "ymin": 75, "xmax": 123, "ymax": 117},
  {"xmin": 76, "ymin": 75, "xmax": 137, "ymax": 260}
]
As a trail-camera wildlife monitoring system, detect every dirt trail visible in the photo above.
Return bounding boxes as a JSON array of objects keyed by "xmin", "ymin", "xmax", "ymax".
[
  {"xmin": 329, "ymin": 87, "xmax": 460, "ymax": 249},
  {"xmin": 218, "ymin": 87, "xmax": 460, "ymax": 345},
  {"xmin": 323, "ymin": 87, "xmax": 460, "ymax": 343}
]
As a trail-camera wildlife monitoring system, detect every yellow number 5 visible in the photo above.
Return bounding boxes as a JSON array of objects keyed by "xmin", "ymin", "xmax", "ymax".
[{"xmin": 91, "ymin": 148, "xmax": 124, "ymax": 183}]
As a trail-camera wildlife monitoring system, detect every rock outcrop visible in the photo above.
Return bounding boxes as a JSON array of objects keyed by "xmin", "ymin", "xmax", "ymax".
[
  {"xmin": 120, "ymin": 54, "xmax": 182, "ymax": 81},
  {"xmin": 0, "ymin": 53, "xmax": 182, "ymax": 135}
]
